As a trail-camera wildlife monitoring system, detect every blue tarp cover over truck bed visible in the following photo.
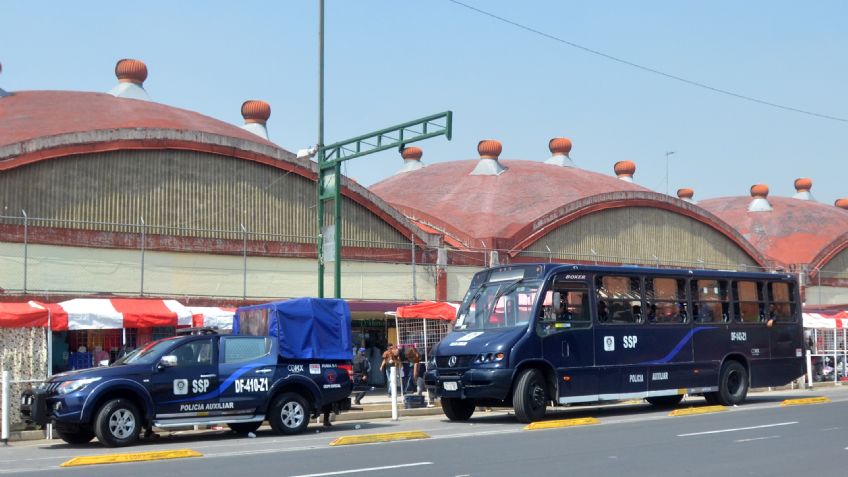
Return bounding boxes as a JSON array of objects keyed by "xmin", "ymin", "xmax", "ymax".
[{"xmin": 233, "ymin": 298, "xmax": 353, "ymax": 360}]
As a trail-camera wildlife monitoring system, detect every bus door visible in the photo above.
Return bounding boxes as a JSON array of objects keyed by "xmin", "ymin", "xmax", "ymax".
[
  {"xmin": 537, "ymin": 275, "xmax": 595, "ymax": 403},
  {"xmin": 594, "ymin": 274, "xmax": 648, "ymax": 398}
]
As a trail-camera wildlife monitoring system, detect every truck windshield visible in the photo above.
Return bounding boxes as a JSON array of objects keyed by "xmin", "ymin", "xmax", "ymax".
[
  {"xmin": 455, "ymin": 279, "xmax": 541, "ymax": 331},
  {"xmin": 112, "ymin": 338, "xmax": 179, "ymax": 366}
]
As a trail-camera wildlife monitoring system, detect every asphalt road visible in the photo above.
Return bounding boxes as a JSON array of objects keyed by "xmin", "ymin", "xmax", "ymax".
[{"xmin": 3, "ymin": 387, "xmax": 848, "ymax": 476}]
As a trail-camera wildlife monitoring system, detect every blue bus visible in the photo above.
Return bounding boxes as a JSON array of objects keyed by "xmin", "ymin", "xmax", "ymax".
[{"xmin": 426, "ymin": 264, "xmax": 805, "ymax": 422}]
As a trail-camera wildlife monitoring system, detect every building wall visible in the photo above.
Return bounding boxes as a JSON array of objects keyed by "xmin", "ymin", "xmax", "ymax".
[
  {"xmin": 518, "ymin": 206, "xmax": 758, "ymax": 269},
  {"xmin": 805, "ymin": 286, "xmax": 848, "ymax": 306},
  {"xmin": 0, "ymin": 242, "xmax": 439, "ymax": 301},
  {"xmin": 0, "ymin": 150, "xmax": 408, "ymax": 248},
  {"xmin": 822, "ymin": 247, "xmax": 848, "ymax": 275}
]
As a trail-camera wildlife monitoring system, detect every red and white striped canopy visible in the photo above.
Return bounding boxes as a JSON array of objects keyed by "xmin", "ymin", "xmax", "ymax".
[
  {"xmin": 51, "ymin": 299, "xmax": 195, "ymax": 330},
  {"xmin": 804, "ymin": 312, "xmax": 848, "ymax": 329},
  {"xmin": 189, "ymin": 307, "xmax": 236, "ymax": 331}
]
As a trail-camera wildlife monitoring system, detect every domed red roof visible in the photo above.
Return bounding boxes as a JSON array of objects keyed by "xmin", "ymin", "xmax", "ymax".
[
  {"xmin": 0, "ymin": 91, "xmax": 276, "ymax": 154},
  {"xmin": 700, "ymin": 195, "xmax": 848, "ymax": 265},
  {"xmin": 372, "ymin": 160, "xmax": 650, "ymax": 244}
]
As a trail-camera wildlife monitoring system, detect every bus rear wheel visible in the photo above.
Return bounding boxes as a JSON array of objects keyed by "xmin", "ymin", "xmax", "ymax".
[
  {"xmin": 717, "ymin": 360, "xmax": 748, "ymax": 406},
  {"xmin": 513, "ymin": 368, "xmax": 547, "ymax": 423},
  {"xmin": 645, "ymin": 395, "xmax": 684, "ymax": 408},
  {"xmin": 441, "ymin": 398, "xmax": 475, "ymax": 421}
]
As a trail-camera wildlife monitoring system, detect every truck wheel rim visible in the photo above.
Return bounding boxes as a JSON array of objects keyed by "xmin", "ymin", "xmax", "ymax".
[
  {"xmin": 108, "ymin": 409, "xmax": 136, "ymax": 439},
  {"xmin": 281, "ymin": 401, "xmax": 304, "ymax": 428},
  {"xmin": 531, "ymin": 382, "xmax": 545, "ymax": 408}
]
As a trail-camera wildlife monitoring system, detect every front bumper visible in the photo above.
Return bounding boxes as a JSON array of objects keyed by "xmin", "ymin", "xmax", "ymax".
[
  {"xmin": 20, "ymin": 389, "xmax": 86, "ymax": 426},
  {"xmin": 429, "ymin": 368, "xmax": 512, "ymax": 400}
]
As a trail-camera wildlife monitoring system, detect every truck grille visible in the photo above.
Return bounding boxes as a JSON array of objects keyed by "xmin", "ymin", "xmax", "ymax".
[{"xmin": 436, "ymin": 355, "xmax": 475, "ymax": 369}]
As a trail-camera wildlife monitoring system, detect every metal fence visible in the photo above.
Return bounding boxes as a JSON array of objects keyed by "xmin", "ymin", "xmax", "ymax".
[{"xmin": 0, "ymin": 213, "xmax": 834, "ymax": 303}]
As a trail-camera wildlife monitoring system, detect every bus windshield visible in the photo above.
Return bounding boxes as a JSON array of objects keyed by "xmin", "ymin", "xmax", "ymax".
[{"xmin": 455, "ymin": 279, "xmax": 541, "ymax": 331}]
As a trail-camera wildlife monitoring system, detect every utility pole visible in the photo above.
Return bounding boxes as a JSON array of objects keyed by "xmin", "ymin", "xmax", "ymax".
[
  {"xmin": 664, "ymin": 151, "xmax": 676, "ymax": 195},
  {"xmin": 313, "ymin": 2, "xmax": 452, "ymax": 299}
]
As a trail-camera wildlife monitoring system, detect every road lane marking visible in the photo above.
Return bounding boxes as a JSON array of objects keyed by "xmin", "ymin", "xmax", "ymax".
[
  {"xmin": 60, "ymin": 449, "xmax": 202, "ymax": 467},
  {"xmin": 288, "ymin": 462, "xmax": 433, "ymax": 477},
  {"xmin": 329, "ymin": 431, "xmax": 430, "ymax": 446},
  {"xmin": 668, "ymin": 405, "xmax": 726, "ymax": 416},
  {"xmin": 677, "ymin": 422, "xmax": 797, "ymax": 437},
  {"xmin": 734, "ymin": 435, "xmax": 779, "ymax": 442},
  {"xmin": 781, "ymin": 396, "xmax": 831, "ymax": 406},
  {"xmin": 524, "ymin": 417, "xmax": 600, "ymax": 430}
]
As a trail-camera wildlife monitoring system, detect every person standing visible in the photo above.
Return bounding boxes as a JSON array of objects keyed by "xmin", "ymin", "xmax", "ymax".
[
  {"xmin": 406, "ymin": 344, "xmax": 424, "ymax": 395},
  {"xmin": 352, "ymin": 347, "xmax": 371, "ymax": 405},
  {"xmin": 380, "ymin": 343, "xmax": 401, "ymax": 397}
]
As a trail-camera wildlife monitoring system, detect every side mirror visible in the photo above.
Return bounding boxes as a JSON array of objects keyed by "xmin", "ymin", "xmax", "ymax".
[
  {"xmin": 99, "ymin": 360, "xmax": 110, "ymax": 367},
  {"xmin": 159, "ymin": 355, "xmax": 177, "ymax": 369}
]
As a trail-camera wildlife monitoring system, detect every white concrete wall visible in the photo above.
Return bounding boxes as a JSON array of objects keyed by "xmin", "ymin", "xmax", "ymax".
[{"xmin": 805, "ymin": 286, "xmax": 848, "ymax": 306}]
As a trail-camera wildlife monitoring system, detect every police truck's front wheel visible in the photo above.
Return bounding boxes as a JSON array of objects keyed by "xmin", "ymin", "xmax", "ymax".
[
  {"xmin": 269, "ymin": 392, "xmax": 309, "ymax": 435},
  {"xmin": 513, "ymin": 368, "xmax": 547, "ymax": 423},
  {"xmin": 441, "ymin": 398, "xmax": 475, "ymax": 421},
  {"xmin": 93, "ymin": 398, "xmax": 141, "ymax": 447}
]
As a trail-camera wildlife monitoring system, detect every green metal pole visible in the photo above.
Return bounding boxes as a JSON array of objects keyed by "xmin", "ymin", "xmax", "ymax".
[
  {"xmin": 316, "ymin": 0, "xmax": 325, "ymax": 298},
  {"xmin": 334, "ymin": 162, "xmax": 342, "ymax": 298}
]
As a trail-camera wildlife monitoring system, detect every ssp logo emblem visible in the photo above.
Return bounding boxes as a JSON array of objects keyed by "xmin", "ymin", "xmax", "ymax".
[{"xmin": 173, "ymin": 379, "xmax": 188, "ymax": 395}]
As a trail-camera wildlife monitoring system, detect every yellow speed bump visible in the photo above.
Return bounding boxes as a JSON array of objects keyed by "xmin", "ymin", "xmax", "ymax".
[
  {"xmin": 524, "ymin": 417, "xmax": 600, "ymax": 430},
  {"xmin": 781, "ymin": 396, "xmax": 831, "ymax": 407},
  {"xmin": 60, "ymin": 449, "xmax": 202, "ymax": 467},
  {"xmin": 329, "ymin": 431, "xmax": 430, "ymax": 446},
  {"xmin": 669, "ymin": 405, "xmax": 727, "ymax": 416}
]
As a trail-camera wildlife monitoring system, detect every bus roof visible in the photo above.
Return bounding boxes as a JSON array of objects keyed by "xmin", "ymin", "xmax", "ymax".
[{"xmin": 477, "ymin": 263, "xmax": 795, "ymax": 283}]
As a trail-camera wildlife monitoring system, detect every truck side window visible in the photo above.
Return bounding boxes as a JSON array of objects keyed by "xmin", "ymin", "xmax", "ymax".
[
  {"xmin": 221, "ymin": 337, "xmax": 272, "ymax": 363},
  {"xmin": 171, "ymin": 339, "xmax": 213, "ymax": 366}
]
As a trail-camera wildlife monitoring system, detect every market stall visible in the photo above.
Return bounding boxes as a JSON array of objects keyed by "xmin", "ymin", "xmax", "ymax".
[
  {"xmin": 803, "ymin": 309, "xmax": 848, "ymax": 386},
  {"xmin": 390, "ymin": 301, "xmax": 458, "ymax": 364}
]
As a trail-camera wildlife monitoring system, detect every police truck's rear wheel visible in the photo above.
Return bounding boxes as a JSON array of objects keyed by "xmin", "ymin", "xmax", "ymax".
[
  {"xmin": 717, "ymin": 360, "xmax": 748, "ymax": 406},
  {"xmin": 645, "ymin": 395, "xmax": 684, "ymax": 408},
  {"xmin": 513, "ymin": 368, "xmax": 547, "ymax": 423},
  {"xmin": 94, "ymin": 398, "xmax": 141, "ymax": 447},
  {"xmin": 441, "ymin": 398, "xmax": 475, "ymax": 421},
  {"xmin": 57, "ymin": 428, "xmax": 95, "ymax": 445},
  {"xmin": 269, "ymin": 392, "xmax": 309, "ymax": 435},
  {"xmin": 228, "ymin": 421, "xmax": 262, "ymax": 434}
]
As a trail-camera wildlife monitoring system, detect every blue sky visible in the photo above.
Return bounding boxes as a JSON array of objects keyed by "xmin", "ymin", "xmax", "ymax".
[{"xmin": 2, "ymin": 1, "xmax": 846, "ymax": 204}]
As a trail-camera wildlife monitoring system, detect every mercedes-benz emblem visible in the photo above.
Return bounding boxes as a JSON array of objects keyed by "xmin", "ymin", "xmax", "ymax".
[{"xmin": 448, "ymin": 356, "xmax": 457, "ymax": 367}]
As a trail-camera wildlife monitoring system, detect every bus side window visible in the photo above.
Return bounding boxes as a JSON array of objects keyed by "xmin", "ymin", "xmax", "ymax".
[
  {"xmin": 596, "ymin": 275, "xmax": 642, "ymax": 324},
  {"xmin": 692, "ymin": 279, "xmax": 730, "ymax": 323},
  {"xmin": 645, "ymin": 277, "xmax": 687, "ymax": 324},
  {"xmin": 538, "ymin": 280, "xmax": 590, "ymax": 335},
  {"xmin": 768, "ymin": 282, "xmax": 795, "ymax": 322},
  {"xmin": 732, "ymin": 280, "xmax": 764, "ymax": 323}
]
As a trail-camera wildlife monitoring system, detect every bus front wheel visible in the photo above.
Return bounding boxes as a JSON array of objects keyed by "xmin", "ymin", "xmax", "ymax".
[
  {"xmin": 441, "ymin": 398, "xmax": 475, "ymax": 421},
  {"xmin": 716, "ymin": 360, "xmax": 748, "ymax": 406},
  {"xmin": 513, "ymin": 368, "xmax": 547, "ymax": 423}
]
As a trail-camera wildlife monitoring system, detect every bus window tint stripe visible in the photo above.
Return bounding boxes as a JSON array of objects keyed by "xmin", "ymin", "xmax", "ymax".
[{"xmin": 638, "ymin": 327, "xmax": 716, "ymax": 365}]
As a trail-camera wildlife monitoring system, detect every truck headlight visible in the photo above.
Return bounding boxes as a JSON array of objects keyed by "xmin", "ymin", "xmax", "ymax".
[{"xmin": 56, "ymin": 377, "xmax": 101, "ymax": 395}]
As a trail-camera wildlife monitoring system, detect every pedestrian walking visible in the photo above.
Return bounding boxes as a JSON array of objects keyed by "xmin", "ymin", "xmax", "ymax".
[
  {"xmin": 352, "ymin": 347, "xmax": 372, "ymax": 405},
  {"xmin": 379, "ymin": 343, "xmax": 402, "ymax": 396}
]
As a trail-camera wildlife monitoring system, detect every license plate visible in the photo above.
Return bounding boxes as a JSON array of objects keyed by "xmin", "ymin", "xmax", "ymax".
[{"xmin": 443, "ymin": 381, "xmax": 458, "ymax": 391}]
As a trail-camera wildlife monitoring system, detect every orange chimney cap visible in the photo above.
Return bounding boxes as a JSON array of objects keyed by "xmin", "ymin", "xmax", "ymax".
[
  {"xmin": 115, "ymin": 59, "xmax": 148, "ymax": 85},
  {"xmin": 478, "ymin": 139, "xmax": 502, "ymax": 159}
]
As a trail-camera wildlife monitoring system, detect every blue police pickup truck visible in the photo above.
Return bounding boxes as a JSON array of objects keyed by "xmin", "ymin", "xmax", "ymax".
[{"xmin": 21, "ymin": 298, "xmax": 354, "ymax": 447}]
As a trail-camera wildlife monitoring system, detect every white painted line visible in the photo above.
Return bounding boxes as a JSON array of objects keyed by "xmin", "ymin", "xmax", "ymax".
[
  {"xmin": 678, "ymin": 422, "xmax": 797, "ymax": 437},
  {"xmin": 734, "ymin": 435, "xmax": 779, "ymax": 443},
  {"xmin": 288, "ymin": 462, "xmax": 433, "ymax": 477}
]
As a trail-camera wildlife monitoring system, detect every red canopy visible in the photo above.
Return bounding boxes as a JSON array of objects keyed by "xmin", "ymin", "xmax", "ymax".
[
  {"xmin": 395, "ymin": 301, "xmax": 458, "ymax": 321},
  {"xmin": 0, "ymin": 302, "xmax": 50, "ymax": 328}
]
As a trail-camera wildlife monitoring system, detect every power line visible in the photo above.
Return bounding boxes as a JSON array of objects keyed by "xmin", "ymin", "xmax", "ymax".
[{"xmin": 447, "ymin": 0, "xmax": 848, "ymax": 124}]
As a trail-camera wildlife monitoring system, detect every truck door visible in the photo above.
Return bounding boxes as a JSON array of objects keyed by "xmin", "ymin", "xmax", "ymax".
[
  {"xmin": 149, "ymin": 337, "xmax": 218, "ymax": 416},
  {"xmin": 538, "ymin": 275, "xmax": 596, "ymax": 403},
  {"xmin": 217, "ymin": 336, "xmax": 276, "ymax": 415}
]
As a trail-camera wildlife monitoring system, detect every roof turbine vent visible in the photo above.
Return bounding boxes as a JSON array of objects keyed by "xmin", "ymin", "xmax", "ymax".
[
  {"xmin": 108, "ymin": 58, "xmax": 151, "ymax": 101},
  {"xmin": 792, "ymin": 177, "xmax": 815, "ymax": 201},
  {"xmin": 0, "ymin": 62, "xmax": 9, "ymax": 98},
  {"xmin": 614, "ymin": 160, "xmax": 636, "ymax": 182},
  {"xmin": 470, "ymin": 139, "xmax": 507, "ymax": 176},
  {"xmin": 835, "ymin": 198, "xmax": 848, "ymax": 210},
  {"xmin": 677, "ymin": 188, "xmax": 696, "ymax": 204},
  {"xmin": 396, "ymin": 146, "xmax": 424, "ymax": 174},
  {"xmin": 545, "ymin": 137, "xmax": 574, "ymax": 167},
  {"xmin": 240, "ymin": 100, "xmax": 271, "ymax": 140},
  {"xmin": 748, "ymin": 184, "xmax": 773, "ymax": 212}
]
